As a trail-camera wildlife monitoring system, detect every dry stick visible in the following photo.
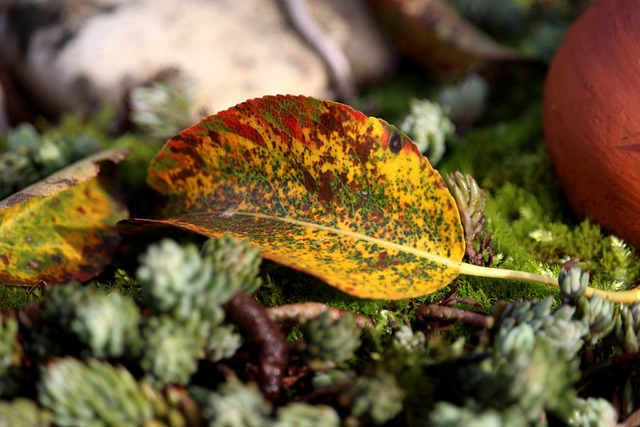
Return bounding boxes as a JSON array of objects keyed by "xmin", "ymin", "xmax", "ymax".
[
  {"xmin": 217, "ymin": 211, "xmax": 640, "ymax": 305},
  {"xmin": 280, "ymin": 0, "xmax": 356, "ymax": 103},
  {"xmin": 223, "ymin": 292, "xmax": 288, "ymax": 402},
  {"xmin": 267, "ymin": 302, "xmax": 375, "ymax": 329},
  {"xmin": 418, "ymin": 305, "xmax": 493, "ymax": 329}
]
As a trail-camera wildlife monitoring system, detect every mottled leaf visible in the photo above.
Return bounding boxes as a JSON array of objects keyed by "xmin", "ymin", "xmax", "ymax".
[
  {"xmin": 128, "ymin": 95, "xmax": 466, "ymax": 299},
  {"xmin": 0, "ymin": 148, "xmax": 128, "ymax": 286}
]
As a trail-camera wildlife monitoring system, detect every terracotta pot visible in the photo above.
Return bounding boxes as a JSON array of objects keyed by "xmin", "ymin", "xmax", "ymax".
[{"xmin": 543, "ymin": 0, "xmax": 640, "ymax": 248}]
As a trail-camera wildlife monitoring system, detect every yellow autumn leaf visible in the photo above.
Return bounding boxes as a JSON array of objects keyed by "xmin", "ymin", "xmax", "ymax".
[
  {"xmin": 0, "ymin": 149, "xmax": 128, "ymax": 286},
  {"xmin": 125, "ymin": 95, "xmax": 640, "ymax": 303}
]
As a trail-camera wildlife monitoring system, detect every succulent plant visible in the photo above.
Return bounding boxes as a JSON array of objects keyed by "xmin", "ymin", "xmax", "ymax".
[
  {"xmin": 0, "ymin": 315, "xmax": 19, "ymax": 376},
  {"xmin": 137, "ymin": 237, "xmax": 262, "ymax": 336},
  {"xmin": 0, "ymin": 123, "xmax": 101, "ymax": 199},
  {"xmin": 392, "ymin": 324, "xmax": 426, "ymax": 351},
  {"xmin": 196, "ymin": 379, "xmax": 272, "ymax": 427},
  {"xmin": 71, "ymin": 291, "xmax": 140, "ymax": 358},
  {"xmin": 578, "ymin": 294, "xmax": 617, "ymax": 345},
  {"xmin": 274, "ymin": 403, "xmax": 340, "ymax": 427},
  {"xmin": 0, "ymin": 315, "xmax": 20, "ymax": 397},
  {"xmin": 130, "ymin": 72, "xmax": 198, "ymax": 140},
  {"xmin": 137, "ymin": 315, "xmax": 201, "ymax": 387},
  {"xmin": 203, "ymin": 324, "xmax": 243, "ymax": 363},
  {"xmin": 0, "ymin": 398, "xmax": 52, "ymax": 427},
  {"xmin": 201, "ymin": 235, "xmax": 262, "ymax": 296},
  {"xmin": 0, "ymin": 235, "xmax": 637, "ymax": 425},
  {"xmin": 616, "ymin": 303, "xmax": 640, "ymax": 353},
  {"xmin": 495, "ymin": 296, "xmax": 554, "ymax": 332},
  {"xmin": 301, "ymin": 312, "xmax": 361, "ymax": 369},
  {"xmin": 0, "ymin": 151, "xmax": 39, "ymax": 199},
  {"xmin": 429, "ymin": 401, "xmax": 529, "ymax": 427},
  {"xmin": 445, "ymin": 171, "xmax": 492, "ymax": 265},
  {"xmin": 437, "ymin": 73, "xmax": 489, "ymax": 131},
  {"xmin": 567, "ymin": 397, "xmax": 620, "ymax": 427},
  {"xmin": 400, "ymin": 99, "xmax": 454, "ymax": 166},
  {"xmin": 38, "ymin": 358, "xmax": 153, "ymax": 426},
  {"xmin": 464, "ymin": 323, "xmax": 580, "ymax": 423},
  {"xmin": 138, "ymin": 239, "xmax": 220, "ymax": 323},
  {"xmin": 23, "ymin": 283, "xmax": 93, "ymax": 360},
  {"xmin": 351, "ymin": 372, "xmax": 405, "ymax": 425},
  {"xmin": 311, "ymin": 369, "xmax": 355, "ymax": 389},
  {"xmin": 537, "ymin": 305, "xmax": 586, "ymax": 357},
  {"xmin": 140, "ymin": 383, "xmax": 203, "ymax": 427},
  {"xmin": 23, "ymin": 283, "xmax": 141, "ymax": 362},
  {"xmin": 559, "ymin": 267, "xmax": 590, "ymax": 303}
]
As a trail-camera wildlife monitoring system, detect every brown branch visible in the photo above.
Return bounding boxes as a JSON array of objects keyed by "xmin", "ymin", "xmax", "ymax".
[
  {"xmin": 279, "ymin": 0, "xmax": 356, "ymax": 102},
  {"xmin": 267, "ymin": 302, "xmax": 375, "ymax": 329},
  {"xmin": 417, "ymin": 304, "xmax": 493, "ymax": 329},
  {"xmin": 223, "ymin": 292, "xmax": 288, "ymax": 402}
]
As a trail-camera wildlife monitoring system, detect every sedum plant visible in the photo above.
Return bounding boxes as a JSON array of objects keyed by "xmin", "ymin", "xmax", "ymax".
[
  {"xmin": 0, "ymin": 123, "xmax": 101, "ymax": 199},
  {"xmin": 300, "ymin": 311, "xmax": 361, "ymax": 369},
  {"xmin": 0, "ymin": 236, "xmax": 639, "ymax": 425},
  {"xmin": 400, "ymin": 99, "xmax": 455, "ymax": 166}
]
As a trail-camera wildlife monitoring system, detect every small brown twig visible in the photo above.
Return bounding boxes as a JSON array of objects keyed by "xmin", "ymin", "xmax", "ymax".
[
  {"xmin": 223, "ymin": 292, "xmax": 288, "ymax": 402},
  {"xmin": 267, "ymin": 302, "xmax": 375, "ymax": 329},
  {"xmin": 417, "ymin": 304, "xmax": 493, "ymax": 329},
  {"xmin": 436, "ymin": 283, "xmax": 483, "ymax": 309},
  {"xmin": 280, "ymin": 0, "xmax": 356, "ymax": 103}
]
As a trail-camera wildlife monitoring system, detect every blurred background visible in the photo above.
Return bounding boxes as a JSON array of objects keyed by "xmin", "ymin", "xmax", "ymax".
[{"xmin": 0, "ymin": 0, "xmax": 588, "ymax": 133}]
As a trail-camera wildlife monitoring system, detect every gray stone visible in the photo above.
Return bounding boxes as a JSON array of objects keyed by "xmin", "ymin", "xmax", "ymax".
[{"xmin": 0, "ymin": 0, "xmax": 393, "ymax": 118}]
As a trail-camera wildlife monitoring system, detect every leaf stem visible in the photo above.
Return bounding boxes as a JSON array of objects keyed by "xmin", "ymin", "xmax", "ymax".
[{"xmin": 459, "ymin": 262, "xmax": 640, "ymax": 304}]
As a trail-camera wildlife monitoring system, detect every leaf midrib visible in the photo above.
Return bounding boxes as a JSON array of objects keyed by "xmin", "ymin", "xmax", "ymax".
[{"xmin": 207, "ymin": 209, "xmax": 463, "ymax": 269}]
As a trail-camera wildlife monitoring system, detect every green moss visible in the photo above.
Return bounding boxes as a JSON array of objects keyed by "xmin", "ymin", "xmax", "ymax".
[
  {"xmin": 437, "ymin": 102, "xmax": 640, "ymax": 302},
  {"xmin": 255, "ymin": 262, "xmax": 396, "ymax": 320},
  {"xmin": 441, "ymin": 106, "xmax": 564, "ymax": 215},
  {"xmin": 91, "ymin": 269, "xmax": 142, "ymax": 300},
  {"xmin": 489, "ymin": 185, "xmax": 640, "ymax": 291},
  {"xmin": 0, "ymin": 285, "xmax": 45, "ymax": 311}
]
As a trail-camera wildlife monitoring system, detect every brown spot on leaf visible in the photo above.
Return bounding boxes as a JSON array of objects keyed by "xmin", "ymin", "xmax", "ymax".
[
  {"xmin": 389, "ymin": 133, "xmax": 402, "ymax": 153},
  {"xmin": 317, "ymin": 170, "xmax": 335, "ymax": 204}
]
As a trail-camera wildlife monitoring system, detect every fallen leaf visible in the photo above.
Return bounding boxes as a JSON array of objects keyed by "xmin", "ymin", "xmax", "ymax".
[
  {"xmin": 125, "ymin": 96, "xmax": 640, "ymax": 304},
  {"xmin": 0, "ymin": 148, "xmax": 129, "ymax": 286},
  {"xmin": 127, "ymin": 95, "xmax": 465, "ymax": 299},
  {"xmin": 367, "ymin": 0, "xmax": 525, "ymax": 77}
]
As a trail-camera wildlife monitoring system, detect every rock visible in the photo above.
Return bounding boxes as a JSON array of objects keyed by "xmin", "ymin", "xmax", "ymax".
[{"xmin": 0, "ymin": 0, "xmax": 393, "ymax": 120}]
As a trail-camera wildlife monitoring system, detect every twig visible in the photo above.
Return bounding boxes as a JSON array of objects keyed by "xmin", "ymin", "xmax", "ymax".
[
  {"xmin": 267, "ymin": 302, "xmax": 375, "ymax": 329},
  {"xmin": 417, "ymin": 304, "xmax": 493, "ymax": 329},
  {"xmin": 280, "ymin": 0, "xmax": 356, "ymax": 102},
  {"xmin": 223, "ymin": 292, "xmax": 288, "ymax": 402}
]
